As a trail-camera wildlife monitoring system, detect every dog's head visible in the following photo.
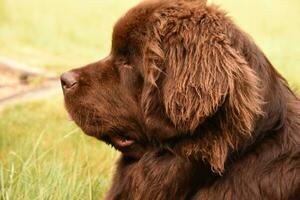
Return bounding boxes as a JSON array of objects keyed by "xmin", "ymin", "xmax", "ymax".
[{"xmin": 62, "ymin": 0, "xmax": 264, "ymax": 173}]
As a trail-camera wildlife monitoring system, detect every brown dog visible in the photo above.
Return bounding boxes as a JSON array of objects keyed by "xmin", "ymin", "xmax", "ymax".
[{"xmin": 61, "ymin": 0, "xmax": 300, "ymax": 199}]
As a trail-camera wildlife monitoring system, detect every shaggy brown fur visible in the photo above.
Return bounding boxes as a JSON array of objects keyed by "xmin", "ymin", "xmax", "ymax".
[{"xmin": 61, "ymin": 0, "xmax": 300, "ymax": 199}]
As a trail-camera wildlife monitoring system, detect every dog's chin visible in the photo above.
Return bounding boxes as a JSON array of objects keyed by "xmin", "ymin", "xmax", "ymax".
[
  {"xmin": 64, "ymin": 106, "xmax": 146, "ymax": 159},
  {"xmin": 120, "ymin": 146, "xmax": 146, "ymax": 160},
  {"xmin": 72, "ymin": 123, "xmax": 146, "ymax": 160}
]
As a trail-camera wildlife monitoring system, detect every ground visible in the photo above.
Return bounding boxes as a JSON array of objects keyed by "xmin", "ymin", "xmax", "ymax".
[{"xmin": 0, "ymin": 0, "xmax": 299, "ymax": 199}]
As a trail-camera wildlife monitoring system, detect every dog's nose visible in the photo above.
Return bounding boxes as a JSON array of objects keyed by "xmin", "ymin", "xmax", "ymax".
[{"xmin": 60, "ymin": 71, "xmax": 78, "ymax": 90}]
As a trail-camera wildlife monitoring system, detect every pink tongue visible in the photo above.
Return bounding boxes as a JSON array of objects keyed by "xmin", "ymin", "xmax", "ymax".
[{"xmin": 111, "ymin": 135, "xmax": 134, "ymax": 147}]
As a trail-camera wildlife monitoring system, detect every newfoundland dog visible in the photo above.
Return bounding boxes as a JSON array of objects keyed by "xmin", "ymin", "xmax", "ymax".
[{"xmin": 61, "ymin": 0, "xmax": 300, "ymax": 199}]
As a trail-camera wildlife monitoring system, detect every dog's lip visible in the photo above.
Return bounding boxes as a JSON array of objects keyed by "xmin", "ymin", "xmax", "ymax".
[{"xmin": 110, "ymin": 134, "xmax": 135, "ymax": 148}]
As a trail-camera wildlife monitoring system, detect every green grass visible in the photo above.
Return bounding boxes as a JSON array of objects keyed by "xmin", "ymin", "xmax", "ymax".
[
  {"xmin": 0, "ymin": 97, "xmax": 118, "ymax": 199},
  {"xmin": 0, "ymin": 0, "xmax": 300, "ymax": 199}
]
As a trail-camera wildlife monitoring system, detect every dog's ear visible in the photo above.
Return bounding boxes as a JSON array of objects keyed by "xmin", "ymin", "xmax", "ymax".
[
  {"xmin": 143, "ymin": 6, "xmax": 264, "ymax": 173},
  {"xmin": 163, "ymin": 28, "xmax": 264, "ymax": 172},
  {"xmin": 161, "ymin": 14, "xmax": 263, "ymax": 134}
]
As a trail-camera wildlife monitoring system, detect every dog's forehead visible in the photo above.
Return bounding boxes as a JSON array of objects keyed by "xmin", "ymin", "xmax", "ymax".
[
  {"xmin": 111, "ymin": 0, "xmax": 161, "ymax": 55},
  {"xmin": 111, "ymin": 0, "xmax": 208, "ymax": 56}
]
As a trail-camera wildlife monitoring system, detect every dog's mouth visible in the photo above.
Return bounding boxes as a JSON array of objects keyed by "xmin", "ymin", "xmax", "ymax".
[
  {"xmin": 64, "ymin": 105, "xmax": 145, "ymax": 159},
  {"xmin": 66, "ymin": 109, "xmax": 136, "ymax": 148},
  {"xmin": 99, "ymin": 132, "xmax": 146, "ymax": 158},
  {"xmin": 108, "ymin": 132, "xmax": 150, "ymax": 160},
  {"xmin": 110, "ymin": 134, "xmax": 135, "ymax": 149}
]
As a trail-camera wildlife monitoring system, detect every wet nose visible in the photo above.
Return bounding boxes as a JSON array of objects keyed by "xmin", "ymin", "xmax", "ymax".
[{"xmin": 60, "ymin": 71, "xmax": 78, "ymax": 91}]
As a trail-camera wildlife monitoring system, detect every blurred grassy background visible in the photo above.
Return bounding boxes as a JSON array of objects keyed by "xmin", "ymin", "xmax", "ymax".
[
  {"xmin": 0, "ymin": 0, "xmax": 299, "ymax": 199},
  {"xmin": 0, "ymin": 0, "xmax": 139, "ymax": 73}
]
